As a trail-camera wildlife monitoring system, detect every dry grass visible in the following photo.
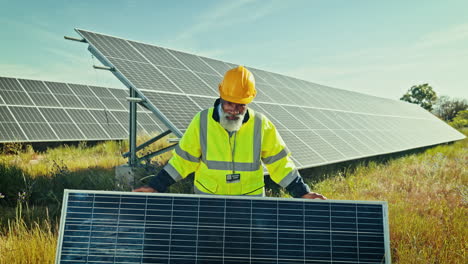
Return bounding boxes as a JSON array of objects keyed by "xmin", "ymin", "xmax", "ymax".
[
  {"xmin": 0, "ymin": 204, "xmax": 56, "ymax": 264},
  {"xmin": 0, "ymin": 133, "xmax": 172, "ymax": 179}
]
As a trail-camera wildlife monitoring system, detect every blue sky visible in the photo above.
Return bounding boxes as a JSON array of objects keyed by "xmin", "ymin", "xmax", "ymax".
[{"xmin": 1, "ymin": 0, "xmax": 467, "ymax": 100}]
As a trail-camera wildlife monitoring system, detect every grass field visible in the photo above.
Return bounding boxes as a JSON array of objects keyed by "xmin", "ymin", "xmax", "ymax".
[{"xmin": 0, "ymin": 130, "xmax": 466, "ymax": 263}]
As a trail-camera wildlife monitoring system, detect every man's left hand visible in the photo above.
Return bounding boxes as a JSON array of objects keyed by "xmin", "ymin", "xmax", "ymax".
[{"xmin": 302, "ymin": 192, "xmax": 327, "ymax": 200}]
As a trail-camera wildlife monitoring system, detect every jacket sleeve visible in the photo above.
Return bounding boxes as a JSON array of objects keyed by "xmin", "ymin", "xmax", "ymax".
[
  {"xmin": 150, "ymin": 113, "xmax": 202, "ymax": 191},
  {"xmin": 261, "ymin": 116, "xmax": 310, "ymax": 198}
]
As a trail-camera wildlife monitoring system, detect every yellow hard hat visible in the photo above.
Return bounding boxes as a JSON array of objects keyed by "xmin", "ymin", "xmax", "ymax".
[{"xmin": 218, "ymin": 66, "xmax": 256, "ymax": 104}]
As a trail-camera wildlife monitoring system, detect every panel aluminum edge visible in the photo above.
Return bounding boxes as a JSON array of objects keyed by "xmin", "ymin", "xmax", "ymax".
[
  {"xmin": 64, "ymin": 189, "xmax": 388, "ymax": 205},
  {"xmin": 55, "ymin": 189, "xmax": 70, "ymax": 264},
  {"xmin": 382, "ymin": 202, "xmax": 392, "ymax": 263}
]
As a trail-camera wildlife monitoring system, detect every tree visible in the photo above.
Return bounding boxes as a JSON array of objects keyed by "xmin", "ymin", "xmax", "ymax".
[
  {"xmin": 448, "ymin": 110, "xmax": 468, "ymax": 129},
  {"xmin": 400, "ymin": 83, "xmax": 437, "ymax": 111},
  {"xmin": 432, "ymin": 96, "xmax": 468, "ymax": 121}
]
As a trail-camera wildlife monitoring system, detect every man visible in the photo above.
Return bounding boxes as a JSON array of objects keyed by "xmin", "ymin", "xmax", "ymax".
[{"xmin": 134, "ymin": 66, "xmax": 326, "ymax": 200}]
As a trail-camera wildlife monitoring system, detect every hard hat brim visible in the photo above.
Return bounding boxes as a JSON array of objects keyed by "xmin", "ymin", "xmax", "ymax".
[{"xmin": 220, "ymin": 94, "xmax": 255, "ymax": 105}]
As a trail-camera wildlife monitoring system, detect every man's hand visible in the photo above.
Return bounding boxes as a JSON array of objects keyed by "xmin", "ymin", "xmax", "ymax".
[
  {"xmin": 302, "ymin": 192, "xmax": 327, "ymax": 200},
  {"xmin": 132, "ymin": 186, "xmax": 158, "ymax": 193}
]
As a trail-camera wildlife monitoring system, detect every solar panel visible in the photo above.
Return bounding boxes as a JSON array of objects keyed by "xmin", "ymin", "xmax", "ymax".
[
  {"xmin": 56, "ymin": 190, "xmax": 391, "ymax": 263},
  {"xmin": 74, "ymin": 29, "xmax": 466, "ymax": 170},
  {"xmin": 0, "ymin": 77, "xmax": 167, "ymax": 143}
]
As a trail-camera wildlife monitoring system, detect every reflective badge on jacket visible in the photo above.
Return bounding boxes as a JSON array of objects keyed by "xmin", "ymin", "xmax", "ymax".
[{"xmin": 226, "ymin": 173, "xmax": 240, "ymax": 183}]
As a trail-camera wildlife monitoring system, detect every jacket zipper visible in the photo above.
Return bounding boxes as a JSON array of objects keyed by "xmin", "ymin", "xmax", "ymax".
[
  {"xmin": 229, "ymin": 132, "xmax": 237, "ymax": 174},
  {"xmin": 232, "ymin": 132, "xmax": 237, "ymax": 174}
]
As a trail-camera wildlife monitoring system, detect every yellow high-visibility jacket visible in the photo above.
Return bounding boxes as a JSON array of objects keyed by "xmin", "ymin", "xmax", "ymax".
[{"xmin": 161, "ymin": 106, "xmax": 301, "ymax": 196}]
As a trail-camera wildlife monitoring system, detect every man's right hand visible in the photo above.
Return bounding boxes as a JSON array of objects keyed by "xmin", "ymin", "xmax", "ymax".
[{"xmin": 132, "ymin": 186, "xmax": 158, "ymax": 193}]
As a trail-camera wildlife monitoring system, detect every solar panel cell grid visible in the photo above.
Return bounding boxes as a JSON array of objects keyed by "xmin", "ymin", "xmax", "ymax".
[
  {"xmin": 157, "ymin": 66, "xmax": 215, "ymax": 96},
  {"xmin": 129, "ymin": 41, "xmax": 187, "ymax": 69},
  {"xmin": 40, "ymin": 108, "xmax": 73, "ymax": 123},
  {"xmin": 189, "ymin": 96, "xmax": 217, "ymax": 111},
  {"xmin": 0, "ymin": 77, "xmax": 23, "ymax": 91},
  {"xmin": 144, "ymin": 91, "xmax": 201, "ymax": 131},
  {"xmin": 0, "ymin": 90, "xmax": 35, "ymax": 106},
  {"xmin": 80, "ymin": 31, "xmax": 147, "ymax": 62},
  {"xmin": 167, "ymin": 50, "xmax": 219, "ymax": 75},
  {"xmin": 66, "ymin": 109, "xmax": 98, "ymax": 124},
  {"xmin": 27, "ymin": 92, "xmax": 61, "ymax": 107},
  {"xmin": 293, "ymin": 130, "xmax": 346, "ymax": 162},
  {"xmin": 314, "ymin": 130, "xmax": 361, "ymax": 158},
  {"xmin": 68, "ymin": 84, "xmax": 106, "ymax": 109},
  {"xmin": 50, "ymin": 123, "xmax": 85, "ymax": 140},
  {"xmin": 0, "ymin": 106, "xmax": 16, "ymax": 122},
  {"xmin": 21, "ymin": 123, "xmax": 57, "ymax": 140},
  {"xmin": 279, "ymin": 129, "xmax": 326, "ymax": 166},
  {"xmin": 9, "ymin": 106, "xmax": 47, "ymax": 123},
  {"xmin": 45, "ymin": 82, "xmax": 86, "ymax": 108},
  {"xmin": 18, "ymin": 79, "xmax": 50, "ymax": 93},
  {"xmin": 0, "ymin": 122, "xmax": 26, "ymax": 141},
  {"xmin": 90, "ymin": 87, "xmax": 127, "ymax": 110},
  {"xmin": 57, "ymin": 191, "xmax": 390, "ymax": 264},
  {"xmin": 333, "ymin": 130, "xmax": 375, "ymax": 156},
  {"xmin": 199, "ymin": 57, "xmax": 232, "ymax": 76},
  {"xmin": 193, "ymin": 72, "xmax": 222, "ymax": 94},
  {"xmin": 112, "ymin": 58, "xmax": 183, "ymax": 93},
  {"xmin": 306, "ymin": 109, "xmax": 342, "ymax": 129},
  {"xmin": 261, "ymin": 104, "xmax": 309, "ymax": 130},
  {"xmin": 0, "ymin": 77, "xmax": 165, "ymax": 142}
]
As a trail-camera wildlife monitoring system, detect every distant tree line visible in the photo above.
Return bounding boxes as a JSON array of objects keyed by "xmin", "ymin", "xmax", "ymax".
[{"xmin": 400, "ymin": 83, "xmax": 468, "ymax": 129}]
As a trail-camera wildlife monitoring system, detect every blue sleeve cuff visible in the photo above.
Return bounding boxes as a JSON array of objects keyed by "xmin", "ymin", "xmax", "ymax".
[
  {"xmin": 285, "ymin": 175, "xmax": 311, "ymax": 198},
  {"xmin": 148, "ymin": 169, "xmax": 176, "ymax": 193}
]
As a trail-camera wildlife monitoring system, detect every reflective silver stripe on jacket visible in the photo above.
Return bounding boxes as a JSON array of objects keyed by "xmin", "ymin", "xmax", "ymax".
[
  {"xmin": 262, "ymin": 147, "xmax": 289, "ymax": 164},
  {"xmin": 200, "ymin": 109, "xmax": 263, "ymax": 171},
  {"xmin": 194, "ymin": 185, "xmax": 265, "ymax": 197},
  {"xmin": 278, "ymin": 168, "xmax": 300, "ymax": 188},
  {"xmin": 164, "ymin": 162, "xmax": 182, "ymax": 181},
  {"xmin": 175, "ymin": 144, "xmax": 200, "ymax": 162}
]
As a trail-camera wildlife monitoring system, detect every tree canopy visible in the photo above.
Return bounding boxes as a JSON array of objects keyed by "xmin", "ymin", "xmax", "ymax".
[
  {"xmin": 400, "ymin": 83, "xmax": 437, "ymax": 111},
  {"xmin": 432, "ymin": 96, "xmax": 468, "ymax": 121},
  {"xmin": 449, "ymin": 110, "xmax": 468, "ymax": 129}
]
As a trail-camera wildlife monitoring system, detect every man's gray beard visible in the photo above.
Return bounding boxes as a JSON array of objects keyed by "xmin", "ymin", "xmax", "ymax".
[{"xmin": 219, "ymin": 106, "xmax": 246, "ymax": 132}]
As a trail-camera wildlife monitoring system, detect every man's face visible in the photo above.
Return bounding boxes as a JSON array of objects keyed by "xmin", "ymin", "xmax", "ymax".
[
  {"xmin": 221, "ymin": 100, "xmax": 247, "ymax": 120},
  {"xmin": 219, "ymin": 99, "xmax": 248, "ymax": 132}
]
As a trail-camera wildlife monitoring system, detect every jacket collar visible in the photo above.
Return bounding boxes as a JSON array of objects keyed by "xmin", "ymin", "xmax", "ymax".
[{"xmin": 212, "ymin": 98, "xmax": 250, "ymax": 124}]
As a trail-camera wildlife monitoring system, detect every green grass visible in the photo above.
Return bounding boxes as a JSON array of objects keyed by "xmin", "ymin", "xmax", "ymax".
[{"xmin": 0, "ymin": 130, "xmax": 466, "ymax": 263}]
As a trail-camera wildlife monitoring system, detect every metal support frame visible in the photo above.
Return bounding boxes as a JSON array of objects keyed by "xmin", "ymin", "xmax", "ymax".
[
  {"xmin": 139, "ymin": 144, "xmax": 177, "ymax": 164},
  {"xmin": 122, "ymin": 130, "xmax": 172, "ymax": 158},
  {"xmin": 66, "ymin": 30, "xmax": 184, "ymax": 168},
  {"xmin": 128, "ymin": 88, "xmax": 138, "ymax": 166}
]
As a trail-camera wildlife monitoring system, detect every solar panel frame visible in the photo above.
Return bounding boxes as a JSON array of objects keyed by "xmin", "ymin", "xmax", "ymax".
[{"xmin": 56, "ymin": 190, "xmax": 391, "ymax": 264}]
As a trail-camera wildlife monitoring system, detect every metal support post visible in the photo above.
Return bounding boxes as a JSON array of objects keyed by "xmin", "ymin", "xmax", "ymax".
[{"xmin": 129, "ymin": 88, "xmax": 138, "ymax": 166}]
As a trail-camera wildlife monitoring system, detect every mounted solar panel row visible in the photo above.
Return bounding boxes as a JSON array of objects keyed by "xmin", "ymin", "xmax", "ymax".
[
  {"xmin": 74, "ymin": 29, "xmax": 465, "ymax": 169},
  {"xmin": 0, "ymin": 77, "xmax": 167, "ymax": 143},
  {"xmin": 56, "ymin": 190, "xmax": 391, "ymax": 263}
]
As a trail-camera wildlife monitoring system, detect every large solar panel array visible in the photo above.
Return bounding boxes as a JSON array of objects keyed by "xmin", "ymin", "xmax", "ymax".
[
  {"xmin": 74, "ymin": 29, "xmax": 465, "ymax": 169},
  {"xmin": 56, "ymin": 190, "xmax": 391, "ymax": 263},
  {"xmin": 0, "ymin": 77, "xmax": 167, "ymax": 143}
]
